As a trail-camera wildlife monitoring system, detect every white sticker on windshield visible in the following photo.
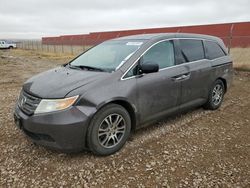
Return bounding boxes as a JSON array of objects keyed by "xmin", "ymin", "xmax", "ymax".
[{"xmin": 126, "ymin": 42, "xmax": 143, "ymax": 46}]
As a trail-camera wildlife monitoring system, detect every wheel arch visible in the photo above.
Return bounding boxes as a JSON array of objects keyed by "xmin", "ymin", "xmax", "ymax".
[
  {"xmin": 217, "ymin": 77, "xmax": 227, "ymax": 93},
  {"xmin": 96, "ymin": 99, "xmax": 137, "ymax": 132}
]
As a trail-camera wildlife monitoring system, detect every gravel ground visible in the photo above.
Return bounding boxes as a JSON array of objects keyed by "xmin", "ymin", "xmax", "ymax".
[{"xmin": 0, "ymin": 49, "xmax": 249, "ymax": 187}]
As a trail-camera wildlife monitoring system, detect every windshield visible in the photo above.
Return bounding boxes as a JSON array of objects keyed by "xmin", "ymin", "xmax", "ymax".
[{"xmin": 69, "ymin": 40, "xmax": 145, "ymax": 72}]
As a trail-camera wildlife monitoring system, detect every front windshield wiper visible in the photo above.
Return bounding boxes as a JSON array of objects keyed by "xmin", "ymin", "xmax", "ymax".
[
  {"xmin": 67, "ymin": 64, "xmax": 81, "ymax": 70},
  {"xmin": 67, "ymin": 64, "xmax": 104, "ymax": 72}
]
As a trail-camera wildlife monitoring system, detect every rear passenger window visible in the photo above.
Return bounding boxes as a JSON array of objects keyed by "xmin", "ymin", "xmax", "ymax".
[
  {"xmin": 142, "ymin": 41, "xmax": 175, "ymax": 69},
  {"xmin": 205, "ymin": 41, "xmax": 226, "ymax": 60},
  {"xmin": 179, "ymin": 39, "xmax": 205, "ymax": 62}
]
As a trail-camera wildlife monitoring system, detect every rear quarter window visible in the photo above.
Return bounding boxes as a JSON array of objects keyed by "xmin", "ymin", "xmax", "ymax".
[
  {"xmin": 179, "ymin": 39, "xmax": 205, "ymax": 62},
  {"xmin": 204, "ymin": 41, "xmax": 226, "ymax": 60}
]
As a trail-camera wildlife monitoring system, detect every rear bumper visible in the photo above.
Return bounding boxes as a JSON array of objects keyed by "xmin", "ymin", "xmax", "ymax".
[{"xmin": 14, "ymin": 105, "xmax": 91, "ymax": 153}]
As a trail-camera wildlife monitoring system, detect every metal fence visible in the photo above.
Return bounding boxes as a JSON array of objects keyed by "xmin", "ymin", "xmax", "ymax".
[
  {"xmin": 16, "ymin": 22, "xmax": 250, "ymax": 55},
  {"xmin": 17, "ymin": 41, "xmax": 92, "ymax": 55},
  {"xmin": 41, "ymin": 22, "xmax": 250, "ymax": 48},
  {"xmin": 16, "ymin": 35, "xmax": 250, "ymax": 56}
]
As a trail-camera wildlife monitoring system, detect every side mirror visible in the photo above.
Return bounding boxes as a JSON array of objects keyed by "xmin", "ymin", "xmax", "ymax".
[{"xmin": 140, "ymin": 62, "xmax": 159, "ymax": 74}]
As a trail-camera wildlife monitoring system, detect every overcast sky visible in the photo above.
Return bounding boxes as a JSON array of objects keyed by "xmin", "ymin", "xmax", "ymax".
[{"xmin": 0, "ymin": 0, "xmax": 249, "ymax": 39}]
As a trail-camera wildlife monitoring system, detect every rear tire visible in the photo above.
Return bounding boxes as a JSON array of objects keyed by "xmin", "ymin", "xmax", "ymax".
[
  {"xmin": 204, "ymin": 79, "xmax": 225, "ymax": 110},
  {"xmin": 87, "ymin": 104, "xmax": 131, "ymax": 155}
]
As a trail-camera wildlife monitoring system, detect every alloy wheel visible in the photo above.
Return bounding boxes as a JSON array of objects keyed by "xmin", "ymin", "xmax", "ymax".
[
  {"xmin": 212, "ymin": 84, "xmax": 223, "ymax": 106},
  {"xmin": 98, "ymin": 113, "xmax": 126, "ymax": 148}
]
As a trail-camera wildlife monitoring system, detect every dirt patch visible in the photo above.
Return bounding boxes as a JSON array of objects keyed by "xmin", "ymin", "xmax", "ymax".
[{"xmin": 0, "ymin": 49, "xmax": 250, "ymax": 187}]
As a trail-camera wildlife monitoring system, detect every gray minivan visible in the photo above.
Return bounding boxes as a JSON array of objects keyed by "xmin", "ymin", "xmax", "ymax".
[{"xmin": 14, "ymin": 33, "xmax": 233, "ymax": 155}]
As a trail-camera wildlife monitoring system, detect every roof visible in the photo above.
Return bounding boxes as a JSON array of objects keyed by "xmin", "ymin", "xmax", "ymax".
[{"xmin": 112, "ymin": 33, "xmax": 220, "ymax": 41}]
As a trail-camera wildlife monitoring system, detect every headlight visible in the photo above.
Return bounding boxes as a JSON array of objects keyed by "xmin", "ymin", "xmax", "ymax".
[{"xmin": 34, "ymin": 95, "xmax": 79, "ymax": 114}]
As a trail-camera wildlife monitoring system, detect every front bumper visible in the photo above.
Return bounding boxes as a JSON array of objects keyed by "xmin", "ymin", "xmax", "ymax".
[{"xmin": 14, "ymin": 105, "xmax": 91, "ymax": 153}]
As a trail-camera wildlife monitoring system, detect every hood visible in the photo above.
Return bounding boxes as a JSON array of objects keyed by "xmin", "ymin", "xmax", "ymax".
[{"xmin": 23, "ymin": 66, "xmax": 108, "ymax": 98}]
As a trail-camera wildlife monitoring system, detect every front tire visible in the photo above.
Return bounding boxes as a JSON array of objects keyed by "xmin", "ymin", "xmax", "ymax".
[
  {"xmin": 204, "ymin": 79, "xmax": 225, "ymax": 110},
  {"xmin": 87, "ymin": 104, "xmax": 131, "ymax": 155}
]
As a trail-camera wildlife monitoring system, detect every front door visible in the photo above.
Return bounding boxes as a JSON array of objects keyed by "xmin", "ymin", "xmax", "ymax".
[{"xmin": 136, "ymin": 40, "xmax": 184, "ymax": 124}]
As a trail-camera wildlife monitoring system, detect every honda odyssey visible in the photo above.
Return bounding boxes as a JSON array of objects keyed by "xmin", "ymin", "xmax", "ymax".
[{"xmin": 14, "ymin": 33, "xmax": 233, "ymax": 155}]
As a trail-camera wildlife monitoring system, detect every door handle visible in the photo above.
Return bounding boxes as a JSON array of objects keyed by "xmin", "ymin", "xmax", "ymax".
[
  {"xmin": 174, "ymin": 76, "xmax": 184, "ymax": 81},
  {"xmin": 181, "ymin": 73, "xmax": 191, "ymax": 80},
  {"xmin": 171, "ymin": 75, "xmax": 184, "ymax": 81},
  {"xmin": 171, "ymin": 73, "xmax": 190, "ymax": 81}
]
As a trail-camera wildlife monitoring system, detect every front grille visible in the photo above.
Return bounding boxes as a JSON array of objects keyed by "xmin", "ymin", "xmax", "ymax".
[{"xmin": 18, "ymin": 91, "xmax": 41, "ymax": 115}]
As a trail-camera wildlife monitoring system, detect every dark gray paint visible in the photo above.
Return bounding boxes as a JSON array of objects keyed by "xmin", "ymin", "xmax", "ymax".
[
  {"xmin": 14, "ymin": 33, "xmax": 233, "ymax": 152},
  {"xmin": 23, "ymin": 67, "xmax": 109, "ymax": 98}
]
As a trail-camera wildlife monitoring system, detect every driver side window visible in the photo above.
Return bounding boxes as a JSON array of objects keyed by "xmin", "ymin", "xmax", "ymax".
[
  {"xmin": 123, "ymin": 40, "xmax": 175, "ymax": 79},
  {"xmin": 142, "ymin": 40, "xmax": 175, "ymax": 69}
]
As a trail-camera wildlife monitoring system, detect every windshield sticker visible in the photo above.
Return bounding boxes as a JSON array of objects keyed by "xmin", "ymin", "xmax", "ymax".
[{"xmin": 126, "ymin": 42, "xmax": 143, "ymax": 46}]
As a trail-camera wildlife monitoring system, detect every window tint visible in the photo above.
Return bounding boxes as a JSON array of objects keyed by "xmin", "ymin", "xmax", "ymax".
[
  {"xmin": 205, "ymin": 41, "xmax": 226, "ymax": 60},
  {"xmin": 142, "ymin": 41, "xmax": 175, "ymax": 69},
  {"xmin": 179, "ymin": 39, "xmax": 205, "ymax": 62}
]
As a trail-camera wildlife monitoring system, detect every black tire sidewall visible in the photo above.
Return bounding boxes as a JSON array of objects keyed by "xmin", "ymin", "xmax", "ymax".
[{"xmin": 87, "ymin": 104, "xmax": 131, "ymax": 155}]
